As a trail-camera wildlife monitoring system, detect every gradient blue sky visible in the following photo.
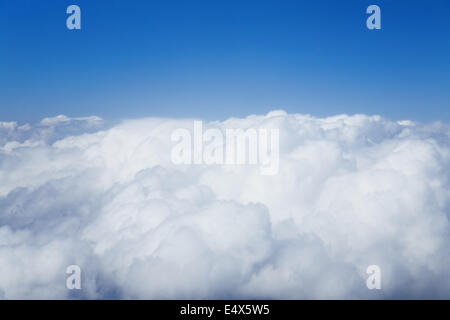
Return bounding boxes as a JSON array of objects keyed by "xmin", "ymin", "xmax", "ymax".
[{"xmin": 0, "ymin": 0, "xmax": 449, "ymax": 123}]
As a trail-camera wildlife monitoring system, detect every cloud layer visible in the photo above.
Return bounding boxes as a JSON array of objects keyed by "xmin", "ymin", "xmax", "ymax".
[{"xmin": 0, "ymin": 111, "xmax": 449, "ymax": 299}]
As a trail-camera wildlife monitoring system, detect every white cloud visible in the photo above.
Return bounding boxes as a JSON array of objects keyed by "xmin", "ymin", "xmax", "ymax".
[{"xmin": 0, "ymin": 111, "xmax": 449, "ymax": 299}]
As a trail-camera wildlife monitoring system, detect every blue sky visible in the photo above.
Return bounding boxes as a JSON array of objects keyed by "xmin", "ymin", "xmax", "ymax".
[{"xmin": 0, "ymin": 0, "xmax": 449, "ymax": 123}]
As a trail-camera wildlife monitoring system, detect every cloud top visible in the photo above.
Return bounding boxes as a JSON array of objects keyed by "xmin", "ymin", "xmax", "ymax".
[{"xmin": 0, "ymin": 111, "xmax": 449, "ymax": 299}]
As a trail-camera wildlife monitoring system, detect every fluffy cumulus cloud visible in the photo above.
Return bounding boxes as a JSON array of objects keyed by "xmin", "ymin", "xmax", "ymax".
[{"xmin": 0, "ymin": 111, "xmax": 449, "ymax": 299}]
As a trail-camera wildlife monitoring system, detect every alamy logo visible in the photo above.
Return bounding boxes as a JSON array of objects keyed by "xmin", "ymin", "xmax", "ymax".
[
  {"xmin": 366, "ymin": 5, "xmax": 381, "ymax": 30},
  {"xmin": 366, "ymin": 265, "xmax": 382, "ymax": 290},
  {"xmin": 171, "ymin": 121, "xmax": 280, "ymax": 175},
  {"xmin": 66, "ymin": 5, "xmax": 81, "ymax": 30},
  {"xmin": 66, "ymin": 265, "xmax": 81, "ymax": 290}
]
